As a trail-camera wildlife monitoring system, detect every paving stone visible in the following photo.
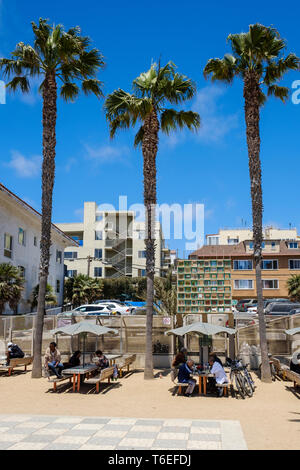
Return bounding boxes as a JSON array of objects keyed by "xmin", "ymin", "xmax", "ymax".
[
  {"xmin": 118, "ymin": 438, "xmax": 154, "ymax": 448},
  {"xmin": 73, "ymin": 423, "xmax": 104, "ymax": 431},
  {"xmin": 187, "ymin": 441, "xmax": 222, "ymax": 450},
  {"xmin": 53, "ymin": 435, "xmax": 90, "ymax": 445},
  {"xmin": 93, "ymin": 430, "xmax": 127, "ymax": 438},
  {"xmin": 190, "ymin": 426, "xmax": 221, "ymax": 434},
  {"xmin": 43, "ymin": 422, "xmax": 75, "ymax": 429},
  {"xmin": 21, "ymin": 434, "xmax": 60, "ymax": 443},
  {"xmin": 0, "ymin": 434, "xmax": 27, "ymax": 442},
  {"xmin": 104, "ymin": 424, "xmax": 133, "ymax": 432},
  {"xmin": 63, "ymin": 429, "xmax": 98, "ymax": 437},
  {"xmin": 81, "ymin": 418, "xmax": 110, "ymax": 425},
  {"xmin": 160, "ymin": 426, "xmax": 190, "ymax": 434},
  {"xmin": 136, "ymin": 419, "xmax": 164, "ymax": 426},
  {"xmin": 107, "ymin": 418, "xmax": 137, "ymax": 425},
  {"xmin": 191, "ymin": 420, "xmax": 220, "ymax": 428},
  {"xmin": 7, "ymin": 442, "xmax": 48, "ymax": 450},
  {"xmin": 15, "ymin": 421, "xmax": 48, "ymax": 429},
  {"xmin": 157, "ymin": 432, "xmax": 189, "ymax": 440},
  {"xmin": 87, "ymin": 436, "xmax": 122, "ymax": 447},
  {"xmin": 0, "ymin": 441, "xmax": 17, "ymax": 450},
  {"xmin": 43, "ymin": 443, "xmax": 82, "ymax": 450},
  {"xmin": 131, "ymin": 425, "xmax": 161, "ymax": 433},
  {"xmin": 152, "ymin": 440, "xmax": 187, "ymax": 449},
  {"xmin": 79, "ymin": 444, "xmax": 115, "ymax": 450},
  {"xmin": 189, "ymin": 433, "xmax": 221, "ymax": 442},
  {"xmin": 125, "ymin": 432, "xmax": 158, "ymax": 440},
  {"xmin": 54, "ymin": 417, "xmax": 83, "ymax": 424}
]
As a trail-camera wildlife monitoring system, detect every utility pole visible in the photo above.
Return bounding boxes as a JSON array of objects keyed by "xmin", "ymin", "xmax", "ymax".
[{"xmin": 87, "ymin": 255, "xmax": 93, "ymax": 277}]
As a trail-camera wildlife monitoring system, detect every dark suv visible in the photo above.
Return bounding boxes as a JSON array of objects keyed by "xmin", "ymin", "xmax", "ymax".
[{"xmin": 264, "ymin": 302, "xmax": 300, "ymax": 316}]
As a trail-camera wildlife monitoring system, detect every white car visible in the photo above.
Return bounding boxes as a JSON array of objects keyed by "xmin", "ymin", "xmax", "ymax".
[
  {"xmin": 73, "ymin": 305, "xmax": 114, "ymax": 315},
  {"xmin": 98, "ymin": 302, "xmax": 133, "ymax": 315}
]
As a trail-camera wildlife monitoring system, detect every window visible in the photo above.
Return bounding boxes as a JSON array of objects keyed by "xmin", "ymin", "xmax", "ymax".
[
  {"xmin": 289, "ymin": 259, "xmax": 300, "ymax": 270},
  {"xmin": 56, "ymin": 280, "xmax": 60, "ymax": 293},
  {"xmin": 261, "ymin": 259, "xmax": 278, "ymax": 270},
  {"xmin": 56, "ymin": 250, "xmax": 62, "ymax": 264},
  {"xmin": 94, "ymin": 267, "xmax": 102, "ymax": 277},
  {"xmin": 66, "ymin": 270, "xmax": 77, "ymax": 278},
  {"xmin": 207, "ymin": 236, "xmax": 219, "ymax": 245},
  {"xmin": 95, "ymin": 231, "xmax": 102, "ymax": 240},
  {"xmin": 233, "ymin": 260, "xmax": 253, "ymax": 270},
  {"xmin": 18, "ymin": 266, "xmax": 25, "ymax": 278},
  {"xmin": 95, "ymin": 214, "xmax": 103, "ymax": 222},
  {"xmin": 18, "ymin": 228, "xmax": 26, "ymax": 246},
  {"xmin": 64, "ymin": 252, "xmax": 77, "ymax": 259},
  {"xmin": 262, "ymin": 279, "xmax": 278, "ymax": 289},
  {"xmin": 289, "ymin": 242, "xmax": 298, "ymax": 249},
  {"xmin": 34, "ymin": 236, "xmax": 37, "ymax": 246},
  {"xmin": 4, "ymin": 234, "xmax": 13, "ymax": 258},
  {"xmin": 71, "ymin": 236, "xmax": 83, "ymax": 246},
  {"xmin": 94, "ymin": 249, "xmax": 103, "ymax": 259},
  {"xmin": 249, "ymin": 242, "xmax": 253, "ymax": 249},
  {"xmin": 138, "ymin": 231, "xmax": 145, "ymax": 240},
  {"xmin": 138, "ymin": 251, "xmax": 146, "ymax": 258},
  {"xmin": 228, "ymin": 238, "xmax": 239, "ymax": 245},
  {"xmin": 234, "ymin": 280, "xmax": 254, "ymax": 289}
]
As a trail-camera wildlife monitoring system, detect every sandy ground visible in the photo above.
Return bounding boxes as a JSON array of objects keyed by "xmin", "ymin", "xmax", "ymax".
[{"xmin": 0, "ymin": 367, "xmax": 299, "ymax": 450}]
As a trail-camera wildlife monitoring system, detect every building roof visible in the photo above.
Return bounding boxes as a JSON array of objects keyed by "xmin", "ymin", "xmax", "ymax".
[
  {"xmin": 0, "ymin": 182, "xmax": 77, "ymax": 246},
  {"xmin": 189, "ymin": 240, "xmax": 300, "ymax": 259}
]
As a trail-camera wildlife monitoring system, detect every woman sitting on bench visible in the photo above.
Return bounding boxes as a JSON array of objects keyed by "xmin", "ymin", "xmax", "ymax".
[{"xmin": 208, "ymin": 356, "xmax": 229, "ymax": 397}]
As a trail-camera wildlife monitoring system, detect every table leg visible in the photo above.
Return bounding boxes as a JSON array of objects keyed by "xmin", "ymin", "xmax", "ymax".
[
  {"xmin": 198, "ymin": 376, "xmax": 202, "ymax": 395},
  {"xmin": 203, "ymin": 376, "xmax": 207, "ymax": 395},
  {"xmin": 77, "ymin": 373, "xmax": 80, "ymax": 392},
  {"xmin": 72, "ymin": 374, "xmax": 76, "ymax": 392}
]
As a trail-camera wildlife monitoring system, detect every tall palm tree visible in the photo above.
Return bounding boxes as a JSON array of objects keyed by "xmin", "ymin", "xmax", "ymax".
[
  {"xmin": 0, "ymin": 19, "xmax": 104, "ymax": 378},
  {"xmin": 0, "ymin": 263, "xmax": 25, "ymax": 314},
  {"xmin": 30, "ymin": 283, "xmax": 57, "ymax": 311},
  {"xmin": 204, "ymin": 23, "xmax": 299, "ymax": 382},
  {"xmin": 105, "ymin": 62, "xmax": 200, "ymax": 379}
]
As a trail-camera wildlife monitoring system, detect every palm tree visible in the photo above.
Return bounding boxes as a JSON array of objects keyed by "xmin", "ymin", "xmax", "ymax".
[
  {"xmin": 0, "ymin": 19, "xmax": 104, "ymax": 378},
  {"xmin": 287, "ymin": 275, "xmax": 300, "ymax": 302},
  {"xmin": 0, "ymin": 263, "xmax": 25, "ymax": 314},
  {"xmin": 65, "ymin": 274, "xmax": 103, "ymax": 306},
  {"xmin": 30, "ymin": 283, "xmax": 57, "ymax": 311},
  {"xmin": 203, "ymin": 23, "xmax": 299, "ymax": 382},
  {"xmin": 105, "ymin": 62, "xmax": 200, "ymax": 379}
]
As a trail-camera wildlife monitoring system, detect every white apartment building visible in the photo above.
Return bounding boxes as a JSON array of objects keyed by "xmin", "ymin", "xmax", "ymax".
[
  {"xmin": 56, "ymin": 202, "xmax": 170, "ymax": 279},
  {"xmin": 206, "ymin": 227, "xmax": 298, "ymax": 246},
  {"xmin": 0, "ymin": 183, "xmax": 76, "ymax": 314}
]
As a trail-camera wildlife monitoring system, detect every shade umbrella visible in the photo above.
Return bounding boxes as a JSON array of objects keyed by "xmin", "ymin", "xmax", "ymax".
[
  {"xmin": 285, "ymin": 327, "xmax": 300, "ymax": 336},
  {"xmin": 165, "ymin": 321, "xmax": 236, "ymax": 363},
  {"xmin": 51, "ymin": 321, "xmax": 118, "ymax": 367}
]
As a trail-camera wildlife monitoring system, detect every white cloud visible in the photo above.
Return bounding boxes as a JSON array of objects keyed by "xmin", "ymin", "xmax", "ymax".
[
  {"xmin": 193, "ymin": 85, "xmax": 240, "ymax": 143},
  {"xmin": 6, "ymin": 150, "xmax": 41, "ymax": 178},
  {"xmin": 84, "ymin": 143, "xmax": 130, "ymax": 163}
]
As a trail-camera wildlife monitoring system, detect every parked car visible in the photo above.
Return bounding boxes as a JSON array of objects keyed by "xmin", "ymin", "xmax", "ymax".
[
  {"xmin": 236, "ymin": 299, "xmax": 256, "ymax": 312},
  {"xmin": 73, "ymin": 305, "xmax": 115, "ymax": 315},
  {"xmin": 247, "ymin": 298, "xmax": 290, "ymax": 313},
  {"xmin": 264, "ymin": 302, "xmax": 300, "ymax": 316},
  {"xmin": 96, "ymin": 302, "xmax": 133, "ymax": 315},
  {"xmin": 285, "ymin": 308, "xmax": 300, "ymax": 316}
]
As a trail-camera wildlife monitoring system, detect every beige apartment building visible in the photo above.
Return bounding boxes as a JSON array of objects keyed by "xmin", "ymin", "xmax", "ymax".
[
  {"xmin": 56, "ymin": 202, "xmax": 170, "ymax": 279},
  {"xmin": 206, "ymin": 227, "xmax": 298, "ymax": 246}
]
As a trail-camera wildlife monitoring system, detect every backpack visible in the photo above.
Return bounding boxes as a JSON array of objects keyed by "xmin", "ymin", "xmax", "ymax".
[{"xmin": 10, "ymin": 344, "xmax": 24, "ymax": 358}]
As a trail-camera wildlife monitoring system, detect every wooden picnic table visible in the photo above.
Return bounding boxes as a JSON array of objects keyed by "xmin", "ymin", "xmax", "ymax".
[
  {"xmin": 62, "ymin": 364, "xmax": 98, "ymax": 392},
  {"xmin": 92, "ymin": 354, "xmax": 123, "ymax": 367},
  {"xmin": 193, "ymin": 372, "xmax": 214, "ymax": 395}
]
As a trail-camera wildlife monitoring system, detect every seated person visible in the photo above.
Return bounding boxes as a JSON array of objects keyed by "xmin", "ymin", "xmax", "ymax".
[
  {"xmin": 6, "ymin": 342, "xmax": 24, "ymax": 365},
  {"xmin": 209, "ymin": 352, "xmax": 223, "ymax": 366},
  {"xmin": 178, "ymin": 359, "xmax": 196, "ymax": 397},
  {"xmin": 172, "ymin": 347, "xmax": 187, "ymax": 369},
  {"xmin": 95, "ymin": 350, "xmax": 109, "ymax": 370},
  {"xmin": 44, "ymin": 342, "xmax": 64, "ymax": 379},
  {"xmin": 64, "ymin": 350, "xmax": 81, "ymax": 369},
  {"xmin": 290, "ymin": 351, "xmax": 300, "ymax": 374},
  {"xmin": 209, "ymin": 356, "xmax": 228, "ymax": 397}
]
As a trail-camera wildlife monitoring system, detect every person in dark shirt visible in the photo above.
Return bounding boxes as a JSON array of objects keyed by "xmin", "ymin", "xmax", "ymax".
[
  {"xmin": 178, "ymin": 360, "xmax": 196, "ymax": 397},
  {"xmin": 63, "ymin": 350, "xmax": 81, "ymax": 369}
]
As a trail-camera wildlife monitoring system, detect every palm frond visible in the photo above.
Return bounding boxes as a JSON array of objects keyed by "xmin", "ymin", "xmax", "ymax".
[
  {"xmin": 82, "ymin": 78, "xmax": 104, "ymax": 98},
  {"xmin": 160, "ymin": 109, "xmax": 200, "ymax": 134},
  {"xmin": 267, "ymin": 84, "xmax": 289, "ymax": 102},
  {"xmin": 6, "ymin": 76, "xmax": 30, "ymax": 93},
  {"xmin": 134, "ymin": 126, "xmax": 144, "ymax": 147},
  {"xmin": 60, "ymin": 82, "xmax": 79, "ymax": 101}
]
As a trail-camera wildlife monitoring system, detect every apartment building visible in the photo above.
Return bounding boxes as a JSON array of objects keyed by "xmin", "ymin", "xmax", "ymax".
[
  {"xmin": 0, "ymin": 183, "xmax": 76, "ymax": 314},
  {"xmin": 206, "ymin": 227, "xmax": 298, "ymax": 246},
  {"xmin": 56, "ymin": 202, "xmax": 170, "ymax": 279},
  {"xmin": 189, "ymin": 239, "xmax": 300, "ymax": 302}
]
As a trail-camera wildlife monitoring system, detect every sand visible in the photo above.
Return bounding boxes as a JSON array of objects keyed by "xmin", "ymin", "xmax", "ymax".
[{"xmin": 0, "ymin": 368, "xmax": 299, "ymax": 450}]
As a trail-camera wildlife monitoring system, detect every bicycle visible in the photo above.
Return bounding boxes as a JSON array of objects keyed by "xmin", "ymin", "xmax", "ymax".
[
  {"xmin": 240, "ymin": 363, "xmax": 255, "ymax": 397},
  {"xmin": 227, "ymin": 358, "xmax": 247, "ymax": 399}
]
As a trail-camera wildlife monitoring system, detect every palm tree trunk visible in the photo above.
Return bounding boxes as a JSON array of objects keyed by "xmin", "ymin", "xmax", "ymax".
[
  {"xmin": 142, "ymin": 110, "xmax": 159, "ymax": 379},
  {"xmin": 243, "ymin": 71, "xmax": 272, "ymax": 383},
  {"xmin": 32, "ymin": 71, "xmax": 57, "ymax": 378}
]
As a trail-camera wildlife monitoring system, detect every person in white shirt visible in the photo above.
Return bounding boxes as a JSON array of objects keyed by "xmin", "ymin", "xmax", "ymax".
[{"xmin": 209, "ymin": 356, "xmax": 228, "ymax": 397}]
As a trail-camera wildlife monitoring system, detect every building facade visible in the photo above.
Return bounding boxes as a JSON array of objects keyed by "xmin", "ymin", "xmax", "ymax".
[
  {"xmin": 189, "ymin": 239, "xmax": 300, "ymax": 303},
  {"xmin": 206, "ymin": 227, "xmax": 298, "ymax": 246},
  {"xmin": 56, "ymin": 202, "xmax": 170, "ymax": 279},
  {"xmin": 0, "ymin": 183, "xmax": 76, "ymax": 314}
]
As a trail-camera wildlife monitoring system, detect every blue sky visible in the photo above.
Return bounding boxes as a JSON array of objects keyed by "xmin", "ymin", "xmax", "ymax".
[{"xmin": 1, "ymin": 0, "xmax": 300, "ymax": 257}]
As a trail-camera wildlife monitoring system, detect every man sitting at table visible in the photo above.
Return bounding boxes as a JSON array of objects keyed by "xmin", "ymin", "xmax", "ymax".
[
  {"xmin": 178, "ymin": 359, "xmax": 196, "ymax": 397},
  {"xmin": 209, "ymin": 356, "xmax": 228, "ymax": 397},
  {"xmin": 95, "ymin": 350, "xmax": 109, "ymax": 370},
  {"xmin": 44, "ymin": 342, "xmax": 64, "ymax": 379}
]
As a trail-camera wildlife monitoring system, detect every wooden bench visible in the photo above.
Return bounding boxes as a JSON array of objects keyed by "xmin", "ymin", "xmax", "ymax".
[
  {"xmin": 117, "ymin": 355, "xmax": 136, "ymax": 377},
  {"xmin": 215, "ymin": 383, "xmax": 230, "ymax": 397},
  {"xmin": 282, "ymin": 369, "xmax": 300, "ymax": 388},
  {"xmin": 84, "ymin": 366, "xmax": 115, "ymax": 393},
  {"xmin": 48, "ymin": 376, "xmax": 73, "ymax": 392},
  {"xmin": 0, "ymin": 356, "xmax": 33, "ymax": 376},
  {"xmin": 170, "ymin": 368, "xmax": 189, "ymax": 395}
]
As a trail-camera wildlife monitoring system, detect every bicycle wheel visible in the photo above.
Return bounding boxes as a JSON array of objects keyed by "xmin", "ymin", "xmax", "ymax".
[
  {"xmin": 234, "ymin": 373, "xmax": 245, "ymax": 399},
  {"xmin": 246, "ymin": 371, "xmax": 256, "ymax": 393},
  {"xmin": 243, "ymin": 373, "xmax": 253, "ymax": 397}
]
